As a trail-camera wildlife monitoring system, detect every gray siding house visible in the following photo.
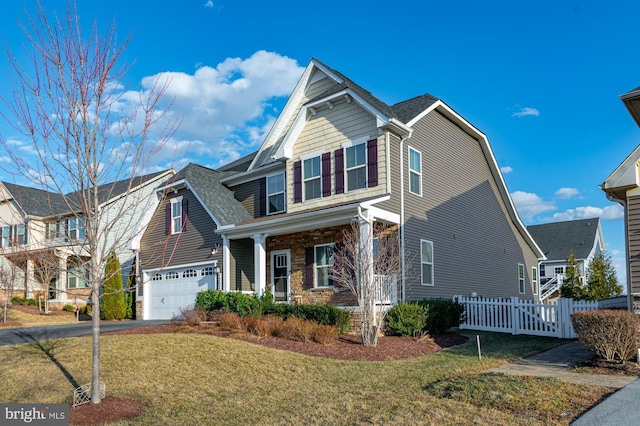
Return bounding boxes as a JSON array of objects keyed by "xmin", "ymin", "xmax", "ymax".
[
  {"xmin": 527, "ymin": 218, "xmax": 604, "ymax": 301},
  {"xmin": 601, "ymin": 85, "xmax": 640, "ymax": 313},
  {"xmin": 136, "ymin": 59, "xmax": 545, "ymax": 319}
]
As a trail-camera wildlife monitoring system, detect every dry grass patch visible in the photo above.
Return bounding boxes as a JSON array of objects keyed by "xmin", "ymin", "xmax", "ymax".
[{"xmin": 0, "ymin": 331, "xmax": 610, "ymax": 425}]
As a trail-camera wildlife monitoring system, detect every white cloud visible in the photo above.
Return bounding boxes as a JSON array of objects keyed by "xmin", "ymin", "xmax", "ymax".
[
  {"xmin": 500, "ymin": 165, "xmax": 513, "ymax": 174},
  {"xmin": 203, "ymin": 0, "xmax": 214, "ymax": 7},
  {"xmin": 115, "ymin": 51, "xmax": 304, "ymax": 169},
  {"xmin": 548, "ymin": 204, "xmax": 624, "ymax": 222},
  {"xmin": 512, "ymin": 107, "xmax": 540, "ymax": 118},
  {"xmin": 511, "ymin": 191, "xmax": 556, "ymax": 222},
  {"xmin": 554, "ymin": 187, "xmax": 580, "ymax": 199}
]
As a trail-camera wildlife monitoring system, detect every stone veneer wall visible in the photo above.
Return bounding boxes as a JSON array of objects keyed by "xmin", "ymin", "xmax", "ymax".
[{"xmin": 266, "ymin": 225, "xmax": 358, "ymax": 306}]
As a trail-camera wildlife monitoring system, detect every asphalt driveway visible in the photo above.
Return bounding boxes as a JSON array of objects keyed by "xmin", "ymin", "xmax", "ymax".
[{"xmin": 0, "ymin": 320, "xmax": 171, "ymax": 346}]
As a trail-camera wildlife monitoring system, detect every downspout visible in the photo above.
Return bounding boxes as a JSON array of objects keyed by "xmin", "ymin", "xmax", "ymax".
[
  {"xmin": 606, "ymin": 192, "xmax": 631, "ymax": 311},
  {"xmin": 399, "ymin": 135, "xmax": 406, "ymax": 302}
]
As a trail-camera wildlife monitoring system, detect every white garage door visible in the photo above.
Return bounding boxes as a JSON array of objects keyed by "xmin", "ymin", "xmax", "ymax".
[{"xmin": 147, "ymin": 265, "xmax": 216, "ymax": 320}]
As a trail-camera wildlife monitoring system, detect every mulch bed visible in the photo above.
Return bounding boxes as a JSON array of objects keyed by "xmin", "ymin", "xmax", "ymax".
[{"xmin": 70, "ymin": 323, "xmax": 468, "ymax": 425}]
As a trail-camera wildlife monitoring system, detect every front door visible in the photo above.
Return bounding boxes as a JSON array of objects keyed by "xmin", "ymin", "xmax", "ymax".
[{"xmin": 271, "ymin": 251, "xmax": 290, "ymax": 302}]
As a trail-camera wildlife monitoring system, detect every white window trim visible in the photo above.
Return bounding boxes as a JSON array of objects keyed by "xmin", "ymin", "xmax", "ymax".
[
  {"xmin": 266, "ymin": 172, "xmax": 286, "ymax": 215},
  {"xmin": 532, "ymin": 266, "xmax": 538, "ymax": 295},
  {"xmin": 314, "ymin": 243, "xmax": 334, "ymax": 288},
  {"xmin": 518, "ymin": 263, "xmax": 525, "ymax": 294},
  {"xmin": 344, "ymin": 143, "xmax": 367, "ymax": 192},
  {"xmin": 302, "ymin": 155, "xmax": 322, "ymax": 201},
  {"xmin": 408, "ymin": 146, "xmax": 422, "ymax": 196},
  {"xmin": 420, "ymin": 239, "xmax": 434, "ymax": 286},
  {"xmin": 170, "ymin": 196, "xmax": 183, "ymax": 235}
]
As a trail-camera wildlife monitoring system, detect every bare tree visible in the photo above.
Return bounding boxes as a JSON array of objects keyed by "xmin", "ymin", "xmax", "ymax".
[
  {"xmin": 332, "ymin": 221, "xmax": 402, "ymax": 346},
  {"xmin": 0, "ymin": 256, "xmax": 21, "ymax": 323},
  {"xmin": 0, "ymin": 2, "xmax": 176, "ymax": 404}
]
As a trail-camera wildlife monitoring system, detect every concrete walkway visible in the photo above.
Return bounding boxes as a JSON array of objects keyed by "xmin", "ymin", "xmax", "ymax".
[
  {"xmin": 488, "ymin": 341, "xmax": 636, "ymax": 388},
  {"xmin": 487, "ymin": 341, "xmax": 640, "ymax": 424}
]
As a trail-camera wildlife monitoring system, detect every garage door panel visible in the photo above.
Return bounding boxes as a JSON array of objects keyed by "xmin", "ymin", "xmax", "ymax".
[{"xmin": 147, "ymin": 266, "xmax": 215, "ymax": 320}]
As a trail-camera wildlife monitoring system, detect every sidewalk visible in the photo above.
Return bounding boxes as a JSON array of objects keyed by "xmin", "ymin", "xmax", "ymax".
[{"xmin": 487, "ymin": 341, "xmax": 640, "ymax": 424}]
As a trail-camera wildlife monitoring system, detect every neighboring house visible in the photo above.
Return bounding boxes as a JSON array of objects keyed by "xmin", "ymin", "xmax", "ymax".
[
  {"xmin": 601, "ymin": 85, "xmax": 640, "ymax": 313},
  {"xmin": 0, "ymin": 170, "xmax": 173, "ymax": 307},
  {"xmin": 527, "ymin": 218, "xmax": 605, "ymax": 301},
  {"xmin": 137, "ymin": 58, "xmax": 545, "ymax": 319}
]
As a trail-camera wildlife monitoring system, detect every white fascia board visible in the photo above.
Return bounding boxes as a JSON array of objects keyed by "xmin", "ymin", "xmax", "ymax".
[
  {"xmin": 601, "ymin": 144, "xmax": 640, "ymax": 190},
  {"xmin": 220, "ymin": 162, "xmax": 284, "ymax": 186},
  {"xmin": 418, "ymin": 102, "xmax": 545, "ymax": 260},
  {"xmin": 142, "ymin": 259, "xmax": 217, "ymax": 274},
  {"xmin": 183, "ymin": 181, "xmax": 222, "ymax": 228},
  {"xmin": 101, "ymin": 170, "xmax": 174, "ymax": 208},
  {"xmin": 249, "ymin": 62, "xmax": 320, "ymax": 171},
  {"xmin": 276, "ymin": 88, "xmax": 391, "ymax": 160}
]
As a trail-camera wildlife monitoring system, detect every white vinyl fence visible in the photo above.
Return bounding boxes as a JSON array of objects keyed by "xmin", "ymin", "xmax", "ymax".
[{"xmin": 453, "ymin": 296, "xmax": 599, "ymax": 339}]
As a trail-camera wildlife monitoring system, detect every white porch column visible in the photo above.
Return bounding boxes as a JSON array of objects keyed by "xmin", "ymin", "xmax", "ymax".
[
  {"xmin": 58, "ymin": 254, "xmax": 67, "ymax": 304},
  {"xmin": 358, "ymin": 209, "xmax": 375, "ymax": 324},
  {"xmin": 252, "ymin": 233, "xmax": 268, "ymax": 297},
  {"xmin": 222, "ymin": 236, "xmax": 230, "ymax": 292}
]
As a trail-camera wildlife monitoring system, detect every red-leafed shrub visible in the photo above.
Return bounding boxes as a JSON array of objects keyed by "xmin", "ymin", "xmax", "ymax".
[
  {"xmin": 278, "ymin": 316, "xmax": 315, "ymax": 342},
  {"xmin": 311, "ymin": 323, "xmax": 339, "ymax": 344},
  {"xmin": 218, "ymin": 312, "xmax": 244, "ymax": 331},
  {"xmin": 571, "ymin": 309, "xmax": 639, "ymax": 364},
  {"xmin": 243, "ymin": 315, "xmax": 284, "ymax": 337}
]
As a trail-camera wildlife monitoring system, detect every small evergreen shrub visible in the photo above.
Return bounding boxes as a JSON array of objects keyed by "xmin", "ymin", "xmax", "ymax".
[
  {"xmin": 62, "ymin": 304, "xmax": 75, "ymax": 312},
  {"xmin": 418, "ymin": 299, "xmax": 466, "ymax": 334},
  {"xmin": 195, "ymin": 290, "xmax": 227, "ymax": 311},
  {"xmin": 10, "ymin": 297, "xmax": 38, "ymax": 306},
  {"xmin": 571, "ymin": 309, "xmax": 639, "ymax": 364},
  {"xmin": 385, "ymin": 302, "xmax": 429, "ymax": 336},
  {"xmin": 101, "ymin": 251, "xmax": 126, "ymax": 320}
]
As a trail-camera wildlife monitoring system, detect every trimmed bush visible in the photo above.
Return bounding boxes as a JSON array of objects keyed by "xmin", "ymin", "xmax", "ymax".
[
  {"xmin": 10, "ymin": 297, "xmax": 38, "ymax": 306},
  {"xmin": 218, "ymin": 312, "xmax": 244, "ymax": 331},
  {"xmin": 196, "ymin": 290, "xmax": 351, "ymax": 332},
  {"xmin": 101, "ymin": 251, "xmax": 126, "ymax": 320},
  {"xmin": 418, "ymin": 299, "xmax": 466, "ymax": 334},
  {"xmin": 62, "ymin": 304, "xmax": 75, "ymax": 312},
  {"xmin": 385, "ymin": 302, "xmax": 429, "ymax": 336},
  {"xmin": 571, "ymin": 309, "xmax": 639, "ymax": 364},
  {"xmin": 311, "ymin": 323, "xmax": 339, "ymax": 344}
]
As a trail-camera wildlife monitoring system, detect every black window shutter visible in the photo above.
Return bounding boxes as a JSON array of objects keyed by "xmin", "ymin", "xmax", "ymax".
[
  {"xmin": 8, "ymin": 225, "xmax": 13, "ymax": 246},
  {"xmin": 165, "ymin": 202, "xmax": 171, "ymax": 235},
  {"xmin": 305, "ymin": 247, "xmax": 315, "ymax": 289},
  {"xmin": 367, "ymin": 139, "xmax": 378, "ymax": 187},
  {"xmin": 182, "ymin": 198, "xmax": 188, "ymax": 232},
  {"xmin": 321, "ymin": 152, "xmax": 332, "ymax": 197},
  {"xmin": 259, "ymin": 177, "xmax": 266, "ymax": 216},
  {"xmin": 293, "ymin": 161, "xmax": 302, "ymax": 203},
  {"xmin": 334, "ymin": 148, "xmax": 344, "ymax": 194}
]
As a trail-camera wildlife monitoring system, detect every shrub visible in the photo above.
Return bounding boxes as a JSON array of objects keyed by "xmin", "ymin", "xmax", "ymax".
[
  {"xmin": 196, "ymin": 290, "xmax": 228, "ymax": 311},
  {"xmin": 62, "ymin": 304, "xmax": 75, "ymax": 312},
  {"xmin": 418, "ymin": 299, "xmax": 466, "ymax": 334},
  {"xmin": 101, "ymin": 251, "xmax": 126, "ymax": 320},
  {"xmin": 385, "ymin": 302, "xmax": 429, "ymax": 336},
  {"xmin": 288, "ymin": 304, "xmax": 351, "ymax": 333},
  {"xmin": 571, "ymin": 309, "xmax": 639, "ymax": 364},
  {"xmin": 279, "ymin": 316, "xmax": 315, "ymax": 342},
  {"xmin": 218, "ymin": 312, "xmax": 243, "ymax": 331},
  {"xmin": 10, "ymin": 297, "xmax": 38, "ymax": 306},
  {"xmin": 311, "ymin": 323, "xmax": 339, "ymax": 344}
]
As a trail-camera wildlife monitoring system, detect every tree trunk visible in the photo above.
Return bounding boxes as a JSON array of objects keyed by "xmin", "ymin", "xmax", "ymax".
[{"xmin": 91, "ymin": 287, "xmax": 101, "ymax": 404}]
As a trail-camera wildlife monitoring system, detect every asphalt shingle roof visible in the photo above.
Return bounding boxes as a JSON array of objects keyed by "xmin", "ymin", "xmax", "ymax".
[
  {"xmin": 527, "ymin": 218, "xmax": 600, "ymax": 261},
  {"xmin": 170, "ymin": 163, "xmax": 251, "ymax": 226},
  {"xmin": 2, "ymin": 170, "xmax": 170, "ymax": 218}
]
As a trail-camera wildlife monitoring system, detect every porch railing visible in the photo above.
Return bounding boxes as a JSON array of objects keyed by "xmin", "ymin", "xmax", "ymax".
[{"xmin": 374, "ymin": 274, "xmax": 398, "ymax": 305}]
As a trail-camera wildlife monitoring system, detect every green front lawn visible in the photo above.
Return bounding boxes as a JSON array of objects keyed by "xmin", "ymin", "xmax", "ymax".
[{"xmin": 0, "ymin": 330, "xmax": 610, "ymax": 425}]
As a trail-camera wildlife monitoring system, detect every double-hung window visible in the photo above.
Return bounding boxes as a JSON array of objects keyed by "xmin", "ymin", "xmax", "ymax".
[
  {"xmin": 345, "ymin": 142, "xmax": 367, "ymax": 191},
  {"xmin": 68, "ymin": 217, "xmax": 85, "ymax": 240},
  {"xmin": 45, "ymin": 222, "xmax": 57, "ymax": 240},
  {"xmin": 1, "ymin": 226, "xmax": 9, "ymax": 248},
  {"xmin": 315, "ymin": 244, "xmax": 334, "ymax": 287},
  {"xmin": 15, "ymin": 224, "xmax": 26, "ymax": 245},
  {"xmin": 171, "ymin": 198, "xmax": 183, "ymax": 234},
  {"xmin": 518, "ymin": 263, "xmax": 525, "ymax": 294},
  {"xmin": 421, "ymin": 240, "xmax": 434, "ymax": 285},
  {"xmin": 303, "ymin": 156, "xmax": 322, "ymax": 200},
  {"xmin": 409, "ymin": 147, "xmax": 422, "ymax": 195},
  {"xmin": 68, "ymin": 265, "xmax": 88, "ymax": 288},
  {"xmin": 267, "ymin": 173, "xmax": 286, "ymax": 214}
]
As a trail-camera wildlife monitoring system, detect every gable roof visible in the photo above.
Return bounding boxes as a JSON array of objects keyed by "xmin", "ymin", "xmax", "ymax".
[
  {"xmin": 621, "ymin": 85, "xmax": 640, "ymax": 127},
  {"xmin": 167, "ymin": 163, "xmax": 251, "ymax": 226},
  {"xmin": 1, "ymin": 170, "xmax": 171, "ymax": 219},
  {"xmin": 527, "ymin": 218, "xmax": 603, "ymax": 261}
]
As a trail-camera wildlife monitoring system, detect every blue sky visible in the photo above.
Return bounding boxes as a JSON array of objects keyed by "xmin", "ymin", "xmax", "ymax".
[{"xmin": 0, "ymin": 1, "xmax": 638, "ymax": 284}]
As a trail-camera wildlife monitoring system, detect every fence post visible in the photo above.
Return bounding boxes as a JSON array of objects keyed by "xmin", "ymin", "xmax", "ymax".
[
  {"xmin": 511, "ymin": 297, "xmax": 519, "ymax": 335},
  {"xmin": 558, "ymin": 298, "xmax": 570, "ymax": 339}
]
